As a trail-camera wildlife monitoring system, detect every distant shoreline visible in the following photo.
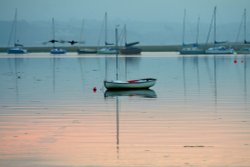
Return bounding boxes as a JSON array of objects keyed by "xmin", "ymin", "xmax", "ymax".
[{"xmin": 0, "ymin": 43, "xmax": 249, "ymax": 53}]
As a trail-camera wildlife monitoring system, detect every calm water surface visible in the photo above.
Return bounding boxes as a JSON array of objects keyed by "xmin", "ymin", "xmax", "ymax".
[{"xmin": 0, "ymin": 52, "xmax": 250, "ymax": 167}]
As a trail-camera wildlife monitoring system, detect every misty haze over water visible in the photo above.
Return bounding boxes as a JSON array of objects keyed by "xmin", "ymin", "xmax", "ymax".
[
  {"xmin": 0, "ymin": 19, "xmax": 248, "ymax": 47},
  {"xmin": 0, "ymin": 0, "xmax": 250, "ymax": 47}
]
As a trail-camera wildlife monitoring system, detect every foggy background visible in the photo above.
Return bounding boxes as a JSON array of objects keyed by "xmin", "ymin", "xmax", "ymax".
[{"xmin": 0, "ymin": 0, "xmax": 249, "ymax": 47}]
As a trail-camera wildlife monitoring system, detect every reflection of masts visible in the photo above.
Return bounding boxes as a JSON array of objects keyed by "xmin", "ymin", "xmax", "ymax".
[
  {"xmin": 244, "ymin": 55, "xmax": 247, "ymax": 109},
  {"xmin": 78, "ymin": 58, "xmax": 85, "ymax": 91},
  {"xmin": 182, "ymin": 56, "xmax": 187, "ymax": 97},
  {"xmin": 14, "ymin": 58, "xmax": 19, "ymax": 101},
  {"xmin": 195, "ymin": 56, "xmax": 200, "ymax": 92},
  {"xmin": 116, "ymin": 97, "xmax": 120, "ymax": 159},
  {"xmin": 52, "ymin": 57, "xmax": 56, "ymax": 93},
  {"xmin": 213, "ymin": 55, "xmax": 217, "ymax": 106},
  {"xmin": 125, "ymin": 57, "xmax": 128, "ymax": 81}
]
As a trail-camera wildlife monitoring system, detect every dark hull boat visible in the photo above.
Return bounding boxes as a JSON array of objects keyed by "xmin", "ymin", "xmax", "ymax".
[
  {"xmin": 120, "ymin": 47, "xmax": 141, "ymax": 55},
  {"xmin": 77, "ymin": 48, "xmax": 97, "ymax": 54}
]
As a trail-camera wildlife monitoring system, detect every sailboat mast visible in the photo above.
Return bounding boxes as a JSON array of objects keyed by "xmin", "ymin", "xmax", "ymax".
[
  {"xmin": 52, "ymin": 18, "xmax": 55, "ymax": 48},
  {"xmin": 115, "ymin": 27, "xmax": 119, "ymax": 80},
  {"xmin": 182, "ymin": 9, "xmax": 186, "ymax": 46},
  {"xmin": 79, "ymin": 19, "xmax": 84, "ymax": 45},
  {"xmin": 124, "ymin": 24, "xmax": 127, "ymax": 44},
  {"xmin": 14, "ymin": 8, "xmax": 17, "ymax": 44},
  {"xmin": 105, "ymin": 12, "xmax": 108, "ymax": 45},
  {"xmin": 196, "ymin": 16, "xmax": 200, "ymax": 45},
  {"xmin": 244, "ymin": 8, "xmax": 247, "ymax": 43},
  {"xmin": 214, "ymin": 6, "xmax": 217, "ymax": 44}
]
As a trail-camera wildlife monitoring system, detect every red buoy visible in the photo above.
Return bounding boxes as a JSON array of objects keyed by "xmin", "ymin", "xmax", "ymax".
[
  {"xmin": 93, "ymin": 87, "xmax": 97, "ymax": 93},
  {"xmin": 234, "ymin": 60, "xmax": 237, "ymax": 64}
]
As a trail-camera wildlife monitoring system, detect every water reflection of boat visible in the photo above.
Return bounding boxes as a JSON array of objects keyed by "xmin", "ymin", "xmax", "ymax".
[{"xmin": 104, "ymin": 89, "xmax": 157, "ymax": 98}]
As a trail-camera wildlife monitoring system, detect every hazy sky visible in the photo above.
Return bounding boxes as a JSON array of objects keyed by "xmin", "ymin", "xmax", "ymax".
[{"xmin": 0, "ymin": 0, "xmax": 249, "ymax": 24}]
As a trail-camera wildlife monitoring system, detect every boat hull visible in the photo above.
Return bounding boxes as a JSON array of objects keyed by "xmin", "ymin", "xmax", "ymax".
[
  {"xmin": 205, "ymin": 47, "xmax": 234, "ymax": 54},
  {"xmin": 97, "ymin": 48, "xmax": 118, "ymax": 54},
  {"xmin": 8, "ymin": 47, "xmax": 27, "ymax": 54},
  {"xmin": 120, "ymin": 47, "xmax": 141, "ymax": 55},
  {"xmin": 77, "ymin": 48, "xmax": 97, "ymax": 54},
  {"xmin": 50, "ymin": 48, "xmax": 66, "ymax": 54},
  {"xmin": 180, "ymin": 48, "xmax": 205, "ymax": 55},
  {"xmin": 236, "ymin": 48, "xmax": 250, "ymax": 54},
  {"xmin": 104, "ymin": 78, "xmax": 156, "ymax": 90}
]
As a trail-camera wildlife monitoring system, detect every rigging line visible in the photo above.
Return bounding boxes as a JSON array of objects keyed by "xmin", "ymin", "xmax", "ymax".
[
  {"xmin": 8, "ymin": 9, "xmax": 17, "ymax": 47},
  {"xmin": 79, "ymin": 19, "xmax": 84, "ymax": 45},
  {"xmin": 244, "ymin": 8, "xmax": 247, "ymax": 42},
  {"xmin": 118, "ymin": 26, "xmax": 125, "ymax": 46},
  {"xmin": 14, "ymin": 8, "xmax": 17, "ymax": 44},
  {"xmin": 196, "ymin": 16, "xmax": 200, "ymax": 44},
  {"xmin": 235, "ymin": 11, "xmax": 244, "ymax": 42},
  {"xmin": 205, "ymin": 8, "xmax": 215, "ymax": 44},
  {"xmin": 97, "ymin": 15, "xmax": 105, "ymax": 46}
]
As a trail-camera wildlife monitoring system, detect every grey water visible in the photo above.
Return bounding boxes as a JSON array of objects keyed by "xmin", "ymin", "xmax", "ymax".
[{"xmin": 0, "ymin": 52, "xmax": 250, "ymax": 167}]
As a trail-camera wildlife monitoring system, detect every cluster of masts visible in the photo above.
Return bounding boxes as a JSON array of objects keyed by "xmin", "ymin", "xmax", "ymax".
[
  {"xmin": 7, "ymin": 7, "xmax": 250, "ymax": 55},
  {"xmin": 180, "ymin": 6, "xmax": 250, "ymax": 55},
  {"xmin": 7, "ymin": 10, "xmax": 141, "ymax": 55}
]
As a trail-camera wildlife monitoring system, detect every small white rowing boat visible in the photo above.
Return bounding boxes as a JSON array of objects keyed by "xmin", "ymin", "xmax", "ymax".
[{"xmin": 104, "ymin": 78, "xmax": 156, "ymax": 90}]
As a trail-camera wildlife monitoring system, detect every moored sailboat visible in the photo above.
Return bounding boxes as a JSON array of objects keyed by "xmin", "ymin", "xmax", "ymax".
[
  {"xmin": 205, "ymin": 6, "xmax": 234, "ymax": 54},
  {"xmin": 236, "ymin": 9, "xmax": 250, "ymax": 54},
  {"xmin": 44, "ymin": 18, "xmax": 66, "ymax": 54},
  {"xmin": 7, "ymin": 9, "xmax": 27, "ymax": 54},
  {"xmin": 77, "ymin": 19, "xmax": 97, "ymax": 54},
  {"xmin": 97, "ymin": 12, "xmax": 117, "ymax": 54},
  {"xmin": 119, "ymin": 25, "xmax": 141, "ymax": 55},
  {"xmin": 180, "ymin": 10, "xmax": 205, "ymax": 55}
]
